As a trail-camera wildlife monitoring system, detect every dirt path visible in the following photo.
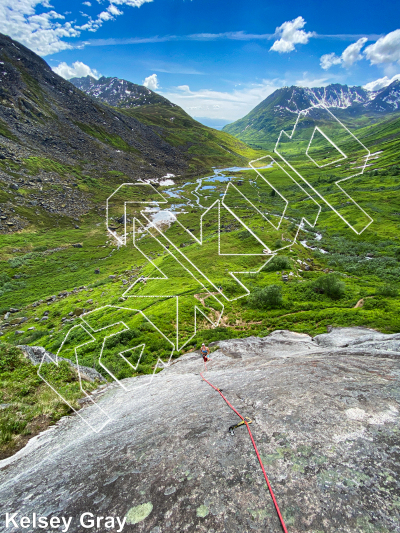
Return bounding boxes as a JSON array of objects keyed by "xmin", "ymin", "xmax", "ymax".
[{"xmin": 194, "ymin": 292, "xmax": 224, "ymax": 325}]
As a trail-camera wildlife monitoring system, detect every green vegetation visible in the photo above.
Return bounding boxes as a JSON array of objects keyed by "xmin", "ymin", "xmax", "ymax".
[
  {"xmin": 121, "ymin": 104, "xmax": 266, "ymax": 172},
  {"xmin": 2, "ymin": 81, "xmax": 400, "ymax": 458},
  {"xmin": 0, "ymin": 118, "xmax": 17, "ymax": 141},
  {"xmin": 248, "ymin": 285, "xmax": 283, "ymax": 309},
  {"xmin": 312, "ymin": 274, "xmax": 346, "ymax": 300},
  {"xmin": 223, "ymin": 85, "xmax": 400, "ymax": 150},
  {"xmin": 263, "ymin": 255, "xmax": 292, "ymax": 272},
  {"xmin": 75, "ymin": 122, "xmax": 141, "ymax": 154},
  {"xmin": 0, "ymin": 344, "xmax": 99, "ymax": 459},
  {"xmin": 377, "ymin": 284, "xmax": 398, "ymax": 298}
]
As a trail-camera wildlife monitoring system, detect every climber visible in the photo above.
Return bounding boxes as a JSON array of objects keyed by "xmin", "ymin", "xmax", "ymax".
[{"xmin": 201, "ymin": 343, "xmax": 211, "ymax": 370}]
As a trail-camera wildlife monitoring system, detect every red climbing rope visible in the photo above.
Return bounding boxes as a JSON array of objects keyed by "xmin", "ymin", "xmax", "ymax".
[{"xmin": 200, "ymin": 372, "xmax": 288, "ymax": 533}]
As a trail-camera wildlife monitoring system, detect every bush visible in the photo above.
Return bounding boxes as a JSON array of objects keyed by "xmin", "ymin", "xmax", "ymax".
[
  {"xmin": 263, "ymin": 255, "xmax": 292, "ymax": 272},
  {"xmin": 376, "ymin": 284, "xmax": 398, "ymax": 297},
  {"xmin": 0, "ymin": 345, "xmax": 24, "ymax": 373},
  {"xmin": 312, "ymin": 274, "xmax": 346, "ymax": 300},
  {"xmin": 248, "ymin": 285, "xmax": 283, "ymax": 309},
  {"xmin": 16, "ymin": 329, "xmax": 47, "ymax": 346},
  {"xmin": 8, "ymin": 258, "xmax": 24, "ymax": 269},
  {"xmin": 238, "ymin": 230, "xmax": 251, "ymax": 240},
  {"xmin": 363, "ymin": 298, "xmax": 389, "ymax": 310}
]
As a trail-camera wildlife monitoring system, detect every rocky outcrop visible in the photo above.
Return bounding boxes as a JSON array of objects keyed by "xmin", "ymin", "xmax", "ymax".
[
  {"xmin": 1, "ymin": 327, "xmax": 399, "ymax": 532},
  {"xmin": 70, "ymin": 76, "xmax": 176, "ymax": 109},
  {"xmin": 17, "ymin": 345, "xmax": 106, "ymax": 383}
]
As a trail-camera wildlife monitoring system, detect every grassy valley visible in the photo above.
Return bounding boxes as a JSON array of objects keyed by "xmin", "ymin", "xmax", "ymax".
[{"xmin": 1, "ymin": 33, "xmax": 400, "ymax": 458}]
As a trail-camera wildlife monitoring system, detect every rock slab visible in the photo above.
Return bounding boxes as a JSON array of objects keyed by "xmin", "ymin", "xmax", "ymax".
[{"xmin": 0, "ymin": 328, "xmax": 399, "ymax": 532}]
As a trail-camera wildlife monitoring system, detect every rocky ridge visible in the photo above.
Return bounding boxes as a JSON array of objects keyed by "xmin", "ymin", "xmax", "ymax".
[
  {"xmin": 223, "ymin": 81, "xmax": 400, "ymax": 145},
  {"xmin": 0, "ymin": 327, "xmax": 399, "ymax": 532},
  {"xmin": 0, "ymin": 33, "xmax": 190, "ymax": 233},
  {"xmin": 70, "ymin": 76, "xmax": 176, "ymax": 109}
]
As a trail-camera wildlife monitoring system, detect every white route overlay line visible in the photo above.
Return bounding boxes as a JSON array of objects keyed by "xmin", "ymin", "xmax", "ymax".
[
  {"xmin": 38, "ymin": 103, "xmax": 375, "ymax": 434},
  {"xmin": 38, "ymin": 305, "xmax": 176, "ymax": 432},
  {"xmin": 274, "ymin": 103, "xmax": 373, "ymax": 235}
]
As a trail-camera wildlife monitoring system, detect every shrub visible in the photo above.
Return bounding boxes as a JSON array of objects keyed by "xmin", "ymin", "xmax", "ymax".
[
  {"xmin": 363, "ymin": 298, "xmax": 389, "ymax": 310},
  {"xmin": 312, "ymin": 274, "xmax": 346, "ymax": 300},
  {"xmin": 238, "ymin": 230, "xmax": 251, "ymax": 240},
  {"xmin": 0, "ymin": 345, "xmax": 24, "ymax": 373},
  {"xmin": 376, "ymin": 284, "xmax": 398, "ymax": 297},
  {"xmin": 8, "ymin": 258, "xmax": 24, "ymax": 269},
  {"xmin": 263, "ymin": 255, "xmax": 292, "ymax": 272},
  {"xmin": 248, "ymin": 285, "xmax": 283, "ymax": 309},
  {"xmin": 0, "ymin": 273, "xmax": 10, "ymax": 284},
  {"xmin": 16, "ymin": 329, "xmax": 47, "ymax": 345}
]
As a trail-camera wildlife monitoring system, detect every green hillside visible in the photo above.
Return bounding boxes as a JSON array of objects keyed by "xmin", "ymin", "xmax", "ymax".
[
  {"xmin": 1, "ymin": 114, "xmax": 400, "ymax": 350},
  {"xmin": 2, "ymin": 33, "xmax": 400, "ymax": 458},
  {"xmin": 223, "ymin": 83, "xmax": 400, "ymax": 150},
  {"xmin": 121, "ymin": 103, "xmax": 264, "ymax": 172}
]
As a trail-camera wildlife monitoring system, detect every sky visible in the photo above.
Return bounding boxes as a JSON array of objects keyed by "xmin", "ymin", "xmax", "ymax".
[{"xmin": 1, "ymin": 0, "xmax": 400, "ymax": 127}]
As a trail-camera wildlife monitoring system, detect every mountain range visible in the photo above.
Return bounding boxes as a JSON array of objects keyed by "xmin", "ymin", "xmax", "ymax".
[
  {"xmin": 1, "ymin": 30, "xmax": 400, "ymax": 234},
  {"xmin": 223, "ymin": 81, "xmax": 400, "ymax": 148},
  {"xmin": 0, "ymin": 32, "xmax": 260, "ymax": 233},
  {"xmin": 70, "ymin": 75, "xmax": 175, "ymax": 109},
  {"xmin": 69, "ymin": 74, "xmax": 400, "ymax": 151}
]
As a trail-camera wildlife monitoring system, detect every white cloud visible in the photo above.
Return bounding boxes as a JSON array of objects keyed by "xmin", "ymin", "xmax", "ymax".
[
  {"xmin": 111, "ymin": 0, "xmax": 152, "ymax": 5},
  {"xmin": 270, "ymin": 16, "xmax": 315, "ymax": 53},
  {"xmin": 363, "ymin": 73, "xmax": 400, "ymax": 92},
  {"xmin": 341, "ymin": 37, "xmax": 368, "ymax": 67},
  {"xmin": 364, "ymin": 29, "xmax": 400, "ymax": 65},
  {"xmin": 296, "ymin": 74, "xmax": 330, "ymax": 87},
  {"xmin": 143, "ymin": 73, "xmax": 159, "ymax": 90},
  {"xmin": 0, "ymin": 0, "xmax": 153, "ymax": 56},
  {"xmin": 0, "ymin": 0, "xmax": 80, "ymax": 55},
  {"xmin": 107, "ymin": 4, "xmax": 123, "ymax": 15},
  {"xmin": 82, "ymin": 1, "xmax": 91, "ymax": 5},
  {"xmin": 52, "ymin": 60, "xmax": 101, "ymax": 79},
  {"xmin": 160, "ymin": 80, "xmax": 281, "ymax": 121},
  {"xmin": 320, "ymin": 37, "xmax": 367, "ymax": 69},
  {"xmin": 320, "ymin": 52, "xmax": 342, "ymax": 70}
]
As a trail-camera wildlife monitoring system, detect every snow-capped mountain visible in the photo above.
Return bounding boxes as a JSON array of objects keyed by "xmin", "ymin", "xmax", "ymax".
[
  {"xmin": 70, "ymin": 75, "xmax": 176, "ymax": 109},
  {"xmin": 261, "ymin": 81, "xmax": 400, "ymax": 115},
  {"xmin": 223, "ymin": 81, "xmax": 400, "ymax": 146},
  {"xmin": 284, "ymin": 84, "xmax": 373, "ymax": 112},
  {"xmin": 367, "ymin": 80, "xmax": 400, "ymax": 112}
]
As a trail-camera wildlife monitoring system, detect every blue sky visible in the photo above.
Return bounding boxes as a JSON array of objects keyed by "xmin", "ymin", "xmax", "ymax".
[{"xmin": 1, "ymin": 0, "xmax": 400, "ymax": 126}]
